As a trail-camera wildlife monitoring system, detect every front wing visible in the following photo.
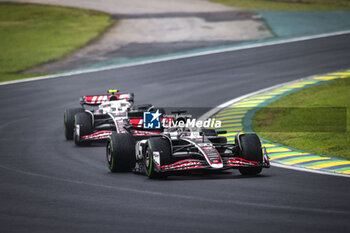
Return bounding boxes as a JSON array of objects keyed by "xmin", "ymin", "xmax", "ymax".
[
  {"xmin": 79, "ymin": 130, "xmax": 162, "ymax": 142},
  {"xmin": 156, "ymin": 157, "xmax": 270, "ymax": 172}
]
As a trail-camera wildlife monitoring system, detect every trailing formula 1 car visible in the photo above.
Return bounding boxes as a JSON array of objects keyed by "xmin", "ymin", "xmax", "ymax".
[
  {"xmin": 64, "ymin": 90, "xmax": 163, "ymax": 146},
  {"xmin": 106, "ymin": 121, "xmax": 270, "ymax": 177}
]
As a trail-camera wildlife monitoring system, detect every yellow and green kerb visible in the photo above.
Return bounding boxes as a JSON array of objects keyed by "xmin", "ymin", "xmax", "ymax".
[{"xmin": 212, "ymin": 69, "xmax": 350, "ymax": 176}]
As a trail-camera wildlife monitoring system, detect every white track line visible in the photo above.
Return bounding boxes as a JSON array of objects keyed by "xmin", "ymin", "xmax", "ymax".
[
  {"xmin": 1, "ymin": 30, "xmax": 350, "ymax": 86},
  {"xmin": 199, "ymin": 73, "xmax": 350, "ymax": 178}
]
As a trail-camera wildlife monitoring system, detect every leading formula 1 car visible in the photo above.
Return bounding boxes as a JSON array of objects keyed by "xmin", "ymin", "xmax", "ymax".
[
  {"xmin": 106, "ymin": 120, "xmax": 270, "ymax": 178},
  {"xmin": 64, "ymin": 90, "xmax": 162, "ymax": 146}
]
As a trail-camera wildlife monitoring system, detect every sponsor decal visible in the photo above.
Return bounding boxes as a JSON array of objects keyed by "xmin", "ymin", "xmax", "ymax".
[
  {"xmin": 153, "ymin": 152, "xmax": 160, "ymax": 166},
  {"xmin": 162, "ymin": 118, "xmax": 221, "ymax": 128},
  {"xmin": 75, "ymin": 125, "xmax": 80, "ymax": 138},
  {"xmin": 143, "ymin": 110, "xmax": 162, "ymax": 129},
  {"xmin": 143, "ymin": 111, "xmax": 221, "ymax": 129}
]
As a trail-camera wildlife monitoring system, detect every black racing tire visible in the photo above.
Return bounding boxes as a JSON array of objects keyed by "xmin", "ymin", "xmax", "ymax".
[
  {"xmin": 144, "ymin": 137, "xmax": 172, "ymax": 178},
  {"xmin": 201, "ymin": 128, "xmax": 218, "ymax": 136},
  {"xmin": 236, "ymin": 133, "xmax": 263, "ymax": 176},
  {"xmin": 74, "ymin": 112, "xmax": 93, "ymax": 146},
  {"xmin": 64, "ymin": 108, "xmax": 84, "ymax": 140},
  {"xmin": 106, "ymin": 132, "xmax": 136, "ymax": 172}
]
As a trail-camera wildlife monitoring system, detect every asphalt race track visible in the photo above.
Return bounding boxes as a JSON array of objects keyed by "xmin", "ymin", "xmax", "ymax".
[{"xmin": 1, "ymin": 34, "xmax": 350, "ymax": 233}]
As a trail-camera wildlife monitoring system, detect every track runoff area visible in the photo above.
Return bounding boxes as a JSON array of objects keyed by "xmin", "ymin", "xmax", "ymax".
[{"xmin": 203, "ymin": 70, "xmax": 350, "ymax": 177}]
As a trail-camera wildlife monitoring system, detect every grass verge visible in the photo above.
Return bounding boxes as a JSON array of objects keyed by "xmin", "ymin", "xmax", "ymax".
[
  {"xmin": 209, "ymin": 0, "xmax": 350, "ymax": 10},
  {"xmin": 0, "ymin": 3, "xmax": 114, "ymax": 83},
  {"xmin": 253, "ymin": 77, "xmax": 350, "ymax": 160}
]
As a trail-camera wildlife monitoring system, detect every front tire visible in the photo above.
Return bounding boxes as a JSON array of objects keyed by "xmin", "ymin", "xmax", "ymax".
[
  {"xmin": 235, "ymin": 133, "xmax": 263, "ymax": 176},
  {"xmin": 74, "ymin": 112, "xmax": 93, "ymax": 146},
  {"xmin": 64, "ymin": 108, "xmax": 84, "ymax": 140},
  {"xmin": 144, "ymin": 137, "xmax": 172, "ymax": 178},
  {"xmin": 106, "ymin": 133, "xmax": 136, "ymax": 172}
]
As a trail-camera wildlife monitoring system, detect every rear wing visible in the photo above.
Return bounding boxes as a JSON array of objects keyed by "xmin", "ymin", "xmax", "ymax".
[{"xmin": 80, "ymin": 93, "xmax": 134, "ymax": 106}]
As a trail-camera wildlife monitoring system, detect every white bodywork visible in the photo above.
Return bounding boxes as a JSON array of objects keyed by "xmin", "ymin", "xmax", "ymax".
[{"xmin": 98, "ymin": 99, "xmax": 131, "ymax": 115}]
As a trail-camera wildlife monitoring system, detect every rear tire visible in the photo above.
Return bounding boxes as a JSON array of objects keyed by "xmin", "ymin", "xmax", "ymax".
[
  {"xmin": 236, "ymin": 133, "xmax": 263, "ymax": 176},
  {"xmin": 64, "ymin": 108, "xmax": 84, "ymax": 140},
  {"xmin": 106, "ymin": 133, "xmax": 136, "ymax": 172},
  {"xmin": 74, "ymin": 112, "xmax": 93, "ymax": 146},
  {"xmin": 144, "ymin": 137, "xmax": 172, "ymax": 178}
]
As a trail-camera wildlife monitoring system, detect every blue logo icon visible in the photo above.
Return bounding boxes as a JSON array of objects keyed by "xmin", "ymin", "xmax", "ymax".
[{"xmin": 143, "ymin": 110, "xmax": 162, "ymax": 129}]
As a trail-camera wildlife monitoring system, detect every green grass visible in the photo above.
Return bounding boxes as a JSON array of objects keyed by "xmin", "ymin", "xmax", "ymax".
[
  {"xmin": 253, "ymin": 77, "xmax": 350, "ymax": 160},
  {"xmin": 209, "ymin": 0, "xmax": 350, "ymax": 10},
  {"xmin": 0, "ymin": 3, "xmax": 114, "ymax": 83}
]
